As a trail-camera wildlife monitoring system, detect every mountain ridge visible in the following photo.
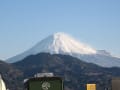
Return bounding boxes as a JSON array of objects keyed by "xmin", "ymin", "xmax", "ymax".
[
  {"xmin": 0, "ymin": 60, "xmax": 23, "ymax": 90},
  {"xmin": 1, "ymin": 53, "xmax": 120, "ymax": 90},
  {"xmin": 13, "ymin": 53, "xmax": 120, "ymax": 90}
]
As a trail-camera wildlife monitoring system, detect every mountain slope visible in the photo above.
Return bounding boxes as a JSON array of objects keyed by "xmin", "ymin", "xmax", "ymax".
[
  {"xmin": 13, "ymin": 53, "xmax": 120, "ymax": 90},
  {"xmin": 0, "ymin": 60, "xmax": 23, "ymax": 90},
  {"xmin": 7, "ymin": 32, "xmax": 120, "ymax": 67}
]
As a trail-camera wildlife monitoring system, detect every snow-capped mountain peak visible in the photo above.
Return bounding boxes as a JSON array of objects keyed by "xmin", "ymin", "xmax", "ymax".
[
  {"xmin": 7, "ymin": 32, "xmax": 120, "ymax": 68},
  {"xmin": 30, "ymin": 32, "xmax": 97, "ymax": 55},
  {"xmin": 7, "ymin": 32, "xmax": 96, "ymax": 63}
]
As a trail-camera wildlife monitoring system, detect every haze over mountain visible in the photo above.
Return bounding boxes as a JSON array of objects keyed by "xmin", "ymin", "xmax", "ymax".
[{"xmin": 7, "ymin": 32, "xmax": 120, "ymax": 67}]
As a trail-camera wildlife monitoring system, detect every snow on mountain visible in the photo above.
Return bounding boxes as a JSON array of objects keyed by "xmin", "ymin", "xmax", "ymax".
[
  {"xmin": 6, "ymin": 32, "xmax": 120, "ymax": 67},
  {"xmin": 7, "ymin": 32, "xmax": 96, "ymax": 62},
  {"xmin": 97, "ymin": 50, "xmax": 111, "ymax": 56},
  {"xmin": 31, "ymin": 32, "xmax": 97, "ymax": 54}
]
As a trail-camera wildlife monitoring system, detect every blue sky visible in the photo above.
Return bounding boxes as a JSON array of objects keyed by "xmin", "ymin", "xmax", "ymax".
[{"xmin": 0, "ymin": 0, "xmax": 120, "ymax": 60}]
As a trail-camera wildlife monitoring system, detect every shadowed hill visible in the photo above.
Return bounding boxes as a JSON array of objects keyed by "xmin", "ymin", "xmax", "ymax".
[
  {"xmin": 0, "ymin": 60, "xmax": 23, "ymax": 90},
  {"xmin": 13, "ymin": 53, "xmax": 120, "ymax": 90}
]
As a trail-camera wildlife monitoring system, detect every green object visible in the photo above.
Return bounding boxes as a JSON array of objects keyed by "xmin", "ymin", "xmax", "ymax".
[{"xmin": 25, "ymin": 77, "xmax": 63, "ymax": 90}]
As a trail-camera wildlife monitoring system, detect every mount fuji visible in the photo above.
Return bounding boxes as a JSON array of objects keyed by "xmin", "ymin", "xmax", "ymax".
[{"xmin": 7, "ymin": 32, "xmax": 120, "ymax": 67}]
